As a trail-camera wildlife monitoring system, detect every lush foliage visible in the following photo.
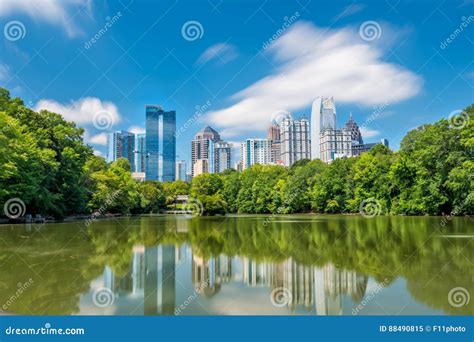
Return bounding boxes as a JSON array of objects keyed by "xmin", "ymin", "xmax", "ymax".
[{"xmin": 0, "ymin": 87, "xmax": 472, "ymax": 218}]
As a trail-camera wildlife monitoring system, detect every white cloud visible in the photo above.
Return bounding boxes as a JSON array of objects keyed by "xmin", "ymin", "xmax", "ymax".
[
  {"xmin": 128, "ymin": 126, "xmax": 145, "ymax": 134},
  {"xmin": 197, "ymin": 43, "xmax": 238, "ymax": 65},
  {"xmin": 88, "ymin": 132, "xmax": 107, "ymax": 145},
  {"xmin": 204, "ymin": 21, "xmax": 421, "ymax": 137},
  {"xmin": 93, "ymin": 149, "xmax": 103, "ymax": 157},
  {"xmin": 0, "ymin": 0, "xmax": 91, "ymax": 37},
  {"xmin": 35, "ymin": 97, "xmax": 121, "ymax": 127},
  {"xmin": 360, "ymin": 127, "xmax": 380, "ymax": 139},
  {"xmin": 334, "ymin": 3, "xmax": 365, "ymax": 20}
]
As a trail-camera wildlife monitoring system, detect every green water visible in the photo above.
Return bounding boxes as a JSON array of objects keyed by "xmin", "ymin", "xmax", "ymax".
[{"xmin": 0, "ymin": 215, "xmax": 472, "ymax": 315}]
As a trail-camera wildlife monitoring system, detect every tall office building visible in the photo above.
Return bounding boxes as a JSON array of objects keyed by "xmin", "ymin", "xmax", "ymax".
[
  {"xmin": 193, "ymin": 159, "xmax": 209, "ymax": 177},
  {"xmin": 145, "ymin": 105, "xmax": 176, "ymax": 181},
  {"xmin": 344, "ymin": 113, "xmax": 363, "ymax": 144},
  {"xmin": 240, "ymin": 138, "xmax": 272, "ymax": 170},
  {"xmin": 191, "ymin": 126, "xmax": 220, "ymax": 177},
  {"xmin": 280, "ymin": 118, "xmax": 311, "ymax": 167},
  {"xmin": 134, "ymin": 133, "xmax": 146, "ymax": 173},
  {"xmin": 106, "ymin": 130, "xmax": 135, "ymax": 168},
  {"xmin": 214, "ymin": 141, "xmax": 232, "ymax": 173},
  {"xmin": 320, "ymin": 128, "xmax": 353, "ymax": 163},
  {"xmin": 175, "ymin": 160, "xmax": 186, "ymax": 181},
  {"xmin": 267, "ymin": 124, "xmax": 282, "ymax": 165},
  {"xmin": 311, "ymin": 97, "xmax": 337, "ymax": 160}
]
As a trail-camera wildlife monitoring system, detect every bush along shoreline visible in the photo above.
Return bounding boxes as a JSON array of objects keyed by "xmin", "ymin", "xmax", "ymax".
[{"xmin": 0, "ymin": 87, "xmax": 472, "ymax": 220}]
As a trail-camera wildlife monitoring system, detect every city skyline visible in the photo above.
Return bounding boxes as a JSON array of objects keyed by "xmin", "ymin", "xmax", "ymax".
[{"xmin": 0, "ymin": 1, "xmax": 471, "ymax": 170}]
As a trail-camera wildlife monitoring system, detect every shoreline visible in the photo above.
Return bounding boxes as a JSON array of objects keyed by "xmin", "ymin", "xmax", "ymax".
[{"xmin": 0, "ymin": 212, "xmax": 471, "ymax": 226}]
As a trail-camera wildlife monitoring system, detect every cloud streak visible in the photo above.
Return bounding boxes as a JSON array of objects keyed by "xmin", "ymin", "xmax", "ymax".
[
  {"xmin": 196, "ymin": 43, "xmax": 238, "ymax": 65},
  {"xmin": 0, "ymin": 0, "xmax": 92, "ymax": 37},
  {"xmin": 204, "ymin": 21, "xmax": 422, "ymax": 137}
]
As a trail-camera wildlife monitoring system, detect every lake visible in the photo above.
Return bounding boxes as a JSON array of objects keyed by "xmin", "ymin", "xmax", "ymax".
[{"xmin": 0, "ymin": 215, "xmax": 472, "ymax": 315}]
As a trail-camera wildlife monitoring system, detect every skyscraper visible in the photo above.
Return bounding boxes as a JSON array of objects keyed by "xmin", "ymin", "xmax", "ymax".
[
  {"xmin": 106, "ymin": 130, "xmax": 135, "ymax": 168},
  {"xmin": 145, "ymin": 105, "xmax": 176, "ymax": 181},
  {"xmin": 280, "ymin": 118, "xmax": 311, "ymax": 166},
  {"xmin": 240, "ymin": 138, "xmax": 272, "ymax": 170},
  {"xmin": 134, "ymin": 133, "xmax": 146, "ymax": 173},
  {"xmin": 344, "ymin": 113, "xmax": 363, "ymax": 144},
  {"xmin": 267, "ymin": 124, "xmax": 282, "ymax": 165},
  {"xmin": 175, "ymin": 160, "xmax": 186, "ymax": 181},
  {"xmin": 311, "ymin": 97, "xmax": 337, "ymax": 160},
  {"xmin": 214, "ymin": 141, "xmax": 232, "ymax": 173},
  {"xmin": 191, "ymin": 126, "xmax": 220, "ymax": 177}
]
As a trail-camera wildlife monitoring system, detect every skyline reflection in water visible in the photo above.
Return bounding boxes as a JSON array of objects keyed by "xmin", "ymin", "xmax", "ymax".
[{"xmin": 0, "ymin": 215, "xmax": 472, "ymax": 315}]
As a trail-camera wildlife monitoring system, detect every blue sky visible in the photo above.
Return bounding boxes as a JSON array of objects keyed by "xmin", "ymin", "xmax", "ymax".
[{"xmin": 0, "ymin": 0, "xmax": 473, "ymax": 168}]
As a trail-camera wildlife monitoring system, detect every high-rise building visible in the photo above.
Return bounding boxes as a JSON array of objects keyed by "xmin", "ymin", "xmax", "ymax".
[
  {"xmin": 320, "ymin": 127, "xmax": 353, "ymax": 163},
  {"xmin": 240, "ymin": 138, "xmax": 272, "ymax": 170},
  {"xmin": 344, "ymin": 113, "xmax": 363, "ymax": 144},
  {"xmin": 145, "ymin": 105, "xmax": 176, "ymax": 181},
  {"xmin": 214, "ymin": 141, "xmax": 232, "ymax": 173},
  {"xmin": 106, "ymin": 130, "xmax": 135, "ymax": 168},
  {"xmin": 267, "ymin": 124, "xmax": 282, "ymax": 165},
  {"xmin": 193, "ymin": 158, "xmax": 209, "ymax": 177},
  {"xmin": 134, "ymin": 133, "xmax": 146, "ymax": 173},
  {"xmin": 311, "ymin": 97, "xmax": 337, "ymax": 160},
  {"xmin": 191, "ymin": 126, "xmax": 220, "ymax": 177},
  {"xmin": 176, "ymin": 160, "xmax": 186, "ymax": 181},
  {"xmin": 280, "ymin": 118, "xmax": 311, "ymax": 166}
]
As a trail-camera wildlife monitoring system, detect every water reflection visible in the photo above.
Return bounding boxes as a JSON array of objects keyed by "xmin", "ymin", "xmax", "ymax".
[{"xmin": 0, "ymin": 215, "xmax": 472, "ymax": 315}]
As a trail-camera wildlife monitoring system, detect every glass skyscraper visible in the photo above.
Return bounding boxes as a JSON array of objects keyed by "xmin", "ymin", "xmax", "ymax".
[
  {"xmin": 145, "ymin": 105, "xmax": 176, "ymax": 181},
  {"xmin": 106, "ymin": 130, "xmax": 135, "ymax": 168},
  {"xmin": 134, "ymin": 133, "xmax": 146, "ymax": 173}
]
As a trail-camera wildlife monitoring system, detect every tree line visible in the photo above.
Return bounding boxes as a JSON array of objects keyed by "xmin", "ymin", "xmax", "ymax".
[{"xmin": 0, "ymin": 87, "xmax": 472, "ymax": 218}]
